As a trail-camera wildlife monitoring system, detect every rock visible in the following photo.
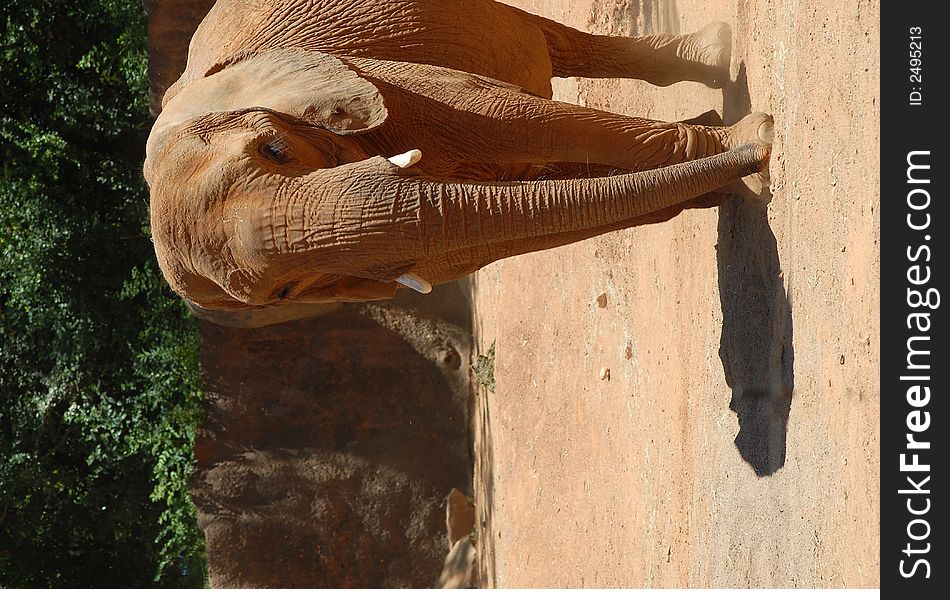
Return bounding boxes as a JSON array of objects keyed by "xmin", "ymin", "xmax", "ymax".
[
  {"xmin": 193, "ymin": 292, "xmax": 474, "ymax": 587},
  {"xmin": 436, "ymin": 538, "xmax": 475, "ymax": 589},
  {"xmin": 445, "ymin": 488, "xmax": 475, "ymax": 549}
]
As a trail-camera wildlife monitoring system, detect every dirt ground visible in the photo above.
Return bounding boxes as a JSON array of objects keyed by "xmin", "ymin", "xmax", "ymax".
[{"xmin": 472, "ymin": 0, "xmax": 880, "ymax": 588}]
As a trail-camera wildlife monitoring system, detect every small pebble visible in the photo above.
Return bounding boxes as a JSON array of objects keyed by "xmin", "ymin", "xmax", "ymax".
[
  {"xmin": 596, "ymin": 293, "xmax": 608, "ymax": 308},
  {"xmin": 599, "ymin": 367, "xmax": 610, "ymax": 381}
]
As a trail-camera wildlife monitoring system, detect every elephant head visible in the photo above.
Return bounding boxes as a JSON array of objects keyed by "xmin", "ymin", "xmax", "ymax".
[{"xmin": 145, "ymin": 48, "xmax": 769, "ymax": 312}]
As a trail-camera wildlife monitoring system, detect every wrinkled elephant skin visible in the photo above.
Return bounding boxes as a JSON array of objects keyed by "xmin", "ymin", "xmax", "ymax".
[{"xmin": 144, "ymin": 0, "xmax": 774, "ymax": 319}]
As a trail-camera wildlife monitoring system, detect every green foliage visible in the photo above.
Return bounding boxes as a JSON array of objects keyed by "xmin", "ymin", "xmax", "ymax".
[
  {"xmin": 471, "ymin": 341, "xmax": 496, "ymax": 393},
  {"xmin": 1, "ymin": 0, "xmax": 207, "ymax": 587}
]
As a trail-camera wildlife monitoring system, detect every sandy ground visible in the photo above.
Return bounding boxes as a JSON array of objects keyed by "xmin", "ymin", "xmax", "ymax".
[{"xmin": 472, "ymin": 0, "xmax": 880, "ymax": 588}]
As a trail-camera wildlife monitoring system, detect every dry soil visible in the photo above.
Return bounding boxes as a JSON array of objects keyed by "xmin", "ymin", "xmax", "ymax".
[{"xmin": 472, "ymin": 0, "xmax": 880, "ymax": 588}]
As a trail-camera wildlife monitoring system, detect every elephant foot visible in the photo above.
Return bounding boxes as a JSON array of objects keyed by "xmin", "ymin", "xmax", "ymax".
[
  {"xmin": 676, "ymin": 22, "xmax": 732, "ymax": 88},
  {"xmin": 721, "ymin": 112, "xmax": 774, "ymax": 200}
]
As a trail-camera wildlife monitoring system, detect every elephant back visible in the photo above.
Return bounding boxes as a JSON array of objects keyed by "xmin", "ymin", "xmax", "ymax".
[{"xmin": 164, "ymin": 0, "xmax": 555, "ymax": 107}]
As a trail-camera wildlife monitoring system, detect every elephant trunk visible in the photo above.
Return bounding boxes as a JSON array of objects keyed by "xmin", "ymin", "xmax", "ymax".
[
  {"xmin": 269, "ymin": 143, "xmax": 768, "ymax": 286},
  {"xmin": 415, "ymin": 144, "xmax": 766, "ymax": 249}
]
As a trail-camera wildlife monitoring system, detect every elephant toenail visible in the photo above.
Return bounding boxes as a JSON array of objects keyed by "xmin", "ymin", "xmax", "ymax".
[{"xmin": 758, "ymin": 121, "xmax": 775, "ymax": 144}]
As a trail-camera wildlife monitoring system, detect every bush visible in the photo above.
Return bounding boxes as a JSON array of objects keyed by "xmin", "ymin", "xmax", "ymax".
[{"xmin": 0, "ymin": 0, "xmax": 207, "ymax": 587}]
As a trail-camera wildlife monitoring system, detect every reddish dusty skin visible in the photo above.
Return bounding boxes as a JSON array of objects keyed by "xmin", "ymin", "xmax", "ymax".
[{"xmin": 144, "ymin": 0, "xmax": 773, "ymax": 315}]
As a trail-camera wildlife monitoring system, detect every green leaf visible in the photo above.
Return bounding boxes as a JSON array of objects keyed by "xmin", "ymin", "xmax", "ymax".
[{"xmin": 1, "ymin": 0, "xmax": 207, "ymax": 588}]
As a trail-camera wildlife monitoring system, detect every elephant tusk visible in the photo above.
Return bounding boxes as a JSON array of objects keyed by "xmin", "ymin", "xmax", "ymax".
[
  {"xmin": 387, "ymin": 149, "xmax": 422, "ymax": 168},
  {"xmin": 395, "ymin": 272, "xmax": 432, "ymax": 294}
]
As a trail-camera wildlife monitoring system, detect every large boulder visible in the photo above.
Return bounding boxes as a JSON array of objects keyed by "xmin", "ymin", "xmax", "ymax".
[{"xmin": 193, "ymin": 293, "xmax": 473, "ymax": 587}]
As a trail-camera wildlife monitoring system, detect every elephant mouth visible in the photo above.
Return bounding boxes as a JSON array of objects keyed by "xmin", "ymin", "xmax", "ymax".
[
  {"xmin": 257, "ymin": 272, "xmax": 400, "ymax": 305},
  {"xmin": 283, "ymin": 273, "xmax": 342, "ymax": 302},
  {"xmin": 185, "ymin": 299, "xmax": 343, "ymax": 328}
]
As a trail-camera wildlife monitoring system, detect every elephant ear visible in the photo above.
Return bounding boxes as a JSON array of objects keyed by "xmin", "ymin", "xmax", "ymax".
[{"xmin": 161, "ymin": 48, "xmax": 387, "ymax": 134}]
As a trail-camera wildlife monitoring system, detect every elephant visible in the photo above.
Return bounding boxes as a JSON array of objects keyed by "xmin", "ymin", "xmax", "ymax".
[{"xmin": 144, "ymin": 0, "xmax": 774, "ymax": 315}]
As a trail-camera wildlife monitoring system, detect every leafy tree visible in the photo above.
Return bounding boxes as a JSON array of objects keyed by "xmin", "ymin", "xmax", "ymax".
[{"xmin": 1, "ymin": 0, "xmax": 207, "ymax": 587}]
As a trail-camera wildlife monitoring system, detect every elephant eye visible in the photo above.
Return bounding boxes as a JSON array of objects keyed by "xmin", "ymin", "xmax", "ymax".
[{"xmin": 260, "ymin": 141, "xmax": 292, "ymax": 164}]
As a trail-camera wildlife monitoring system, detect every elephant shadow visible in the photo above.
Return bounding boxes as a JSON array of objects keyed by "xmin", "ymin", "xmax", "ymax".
[{"xmin": 716, "ymin": 63, "xmax": 795, "ymax": 477}]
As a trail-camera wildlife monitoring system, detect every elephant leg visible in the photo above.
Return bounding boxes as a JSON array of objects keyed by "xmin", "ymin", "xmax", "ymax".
[
  {"xmin": 529, "ymin": 110, "xmax": 725, "ymax": 177},
  {"xmin": 474, "ymin": 106, "xmax": 763, "ymax": 217},
  {"xmin": 496, "ymin": 95, "xmax": 770, "ymax": 175},
  {"xmin": 503, "ymin": 4, "xmax": 731, "ymax": 88},
  {"xmin": 364, "ymin": 65, "xmax": 726, "ymax": 173},
  {"xmin": 361, "ymin": 59, "xmax": 770, "ymax": 192},
  {"xmin": 506, "ymin": 99, "xmax": 772, "ymax": 198}
]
